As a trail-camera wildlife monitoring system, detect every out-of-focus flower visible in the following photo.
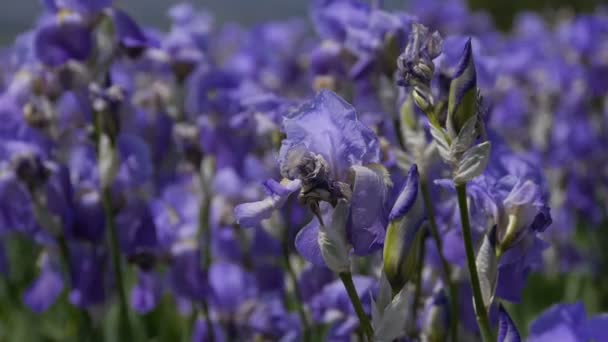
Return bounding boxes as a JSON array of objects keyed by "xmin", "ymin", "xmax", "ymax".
[
  {"xmin": 208, "ymin": 261, "xmax": 256, "ymax": 316},
  {"xmin": 111, "ymin": 9, "xmax": 154, "ymax": 58},
  {"xmin": 23, "ymin": 255, "xmax": 64, "ymax": 313},
  {"xmin": 34, "ymin": 17, "xmax": 93, "ymax": 67},
  {"xmin": 247, "ymin": 296, "xmax": 301, "ymax": 340},
  {"xmin": 168, "ymin": 248, "xmax": 208, "ymax": 301},
  {"xmin": 528, "ymin": 302, "xmax": 608, "ymax": 342},
  {"xmin": 311, "ymin": 0, "xmax": 414, "ymax": 78},
  {"xmin": 308, "ymin": 275, "xmax": 376, "ymax": 340},
  {"xmin": 68, "ymin": 246, "xmax": 108, "ymax": 308},
  {"xmin": 497, "ymin": 304, "xmax": 521, "ymax": 342},
  {"xmin": 48, "ymin": 0, "xmax": 111, "ymax": 16},
  {"xmin": 130, "ymin": 270, "xmax": 163, "ymax": 314}
]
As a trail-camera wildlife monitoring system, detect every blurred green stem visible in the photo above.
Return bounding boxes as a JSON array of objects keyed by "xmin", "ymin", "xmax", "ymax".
[
  {"xmin": 455, "ymin": 183, "xmax": 493, "ymax": 342},
  {"xmin": 338, "ymin": 272, "xmax": 374, "ymax": 341},
  {"xmin": 31, "ymin": 191, "xmax": 96, "ymax": 340},
  {"xmin": 196, "ymin": 167, "xmax": 215, "ymax": 342},
  {"xmin": 411, "ymin": 230, "xmax": 427, "ymax": 336},
  {"xmin": 101, "ymin": 186, "xmax": 133, "ymax": 341},
  {"xmin": 281, "ymin": 239, "xmax": 311, "ymax": 341},
  {"xmin": 421, "ymin": 180, "xmax": 459, "ymax": 342}
]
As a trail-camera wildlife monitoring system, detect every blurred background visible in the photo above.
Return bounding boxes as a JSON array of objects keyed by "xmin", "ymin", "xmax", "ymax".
[
  {"xmin": 0, "ymin": 0, "xmax": 602, "ymax": 45},
  {"xmin": 0, "ymin": 0, "xmax": 607, "ymax": 340}
]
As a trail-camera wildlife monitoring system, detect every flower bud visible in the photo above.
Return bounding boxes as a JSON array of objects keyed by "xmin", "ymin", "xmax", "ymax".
[
  {"xmin": 383, "ymin": 165, "xmax": 426, "ymax": 293},
  {"xmin": 412, "ymin": 86, "xmax": 434, "ymax": 115},
  {"xmin": 497, "ymin": 304, "xmax": 521, "ymax": 342},
  {"xmin": 421, "ymin": 290, "xmax": 449, "ymax": 342},
  {"xmin": 446, "ymin": 38, "xmax": 477, "ymax": 137}
]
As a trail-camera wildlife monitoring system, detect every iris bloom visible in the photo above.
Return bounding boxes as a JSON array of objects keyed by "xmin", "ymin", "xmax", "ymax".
[{"xmin": 236, "ymin": 90, "xmax": 388, "ymax": 265}]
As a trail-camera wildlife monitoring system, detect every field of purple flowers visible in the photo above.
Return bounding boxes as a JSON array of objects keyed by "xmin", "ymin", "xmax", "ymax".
[{"xmin": 1, "ymin": 0, "xmax": 607, "ymax": 341}]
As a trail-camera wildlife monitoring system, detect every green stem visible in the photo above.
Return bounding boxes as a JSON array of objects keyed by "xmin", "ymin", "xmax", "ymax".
[
  {"xmin": 200, "ymin": 301, "xmax": 215, "ymax": 342},
  {"xmin": 282, "ymin": 241, "xmax": 311, "ymax": 341},
  {"xmin": 421, "ymin": 181, "xmax": 459, "ymax": 342},
  {"xmin": 196, "ymin": 172, "xmax": 215, "ymax": 342},
  {"xmin": 31, "ymin": 191, "xmax": 96, "ymax": 340},
  {"xmin": 455, "ymin": 183, "xmax": 493, "ymax": 342},
  {"xmin": 101, "ymin": 187, "xmax": 132, "ymax": 341},
  {"xmin": 411, "ymin": 232, "xmax": 427, "ymax": 337},
  {"xmin": 338, "ymin": 272, "xmax": 374, "ymax": 341},
  {"xmin": 282, "ymin": 203, "xmax": 311, "ymax": 340}
]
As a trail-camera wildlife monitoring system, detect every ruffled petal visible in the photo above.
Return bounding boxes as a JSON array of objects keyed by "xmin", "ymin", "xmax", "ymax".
[
  {"xmin": 295, "ymin": 219, "xmax": 325, "ymax": 267},
  {"xmin": 348, "ymin": 165, "xmax": 388, "ymax": 255},
  {"xmin": 234, "ymin": 179, "xmax": 301, "ymax": 228},
  {"xmin": 279, "ymin": 90, "xmax": 379, "ymax": 181}
]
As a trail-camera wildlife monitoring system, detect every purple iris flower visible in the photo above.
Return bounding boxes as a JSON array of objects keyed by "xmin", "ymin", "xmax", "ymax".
[
  {"xmin": 192, "ymin": 318, "xmax": 226, "ymax": 342},
  {"xmin": 208, "ymin": 261, "xmax": 256, "ymax": 316},
  {"xmin": 168, "ymin": 249, "xmax": 208, "ymax": 301},
  {"xmin": 34, "ymin": 18, "xmax": 93, "ymax": 67},
  {"xmin": 50, "ymin": 0, "xmax": 111, "ymax": 16},
  {"xmin": 247, "ymin": 296, "xmax": 301, "ymax": 341},
  {"xmin": 235, "ymin": 90, "xmax": 388, "ymax": 261},
  {"xmin": 111, "ymin": 9, "xmax": 155, "ymax": 58},
  {"xmin": 151, "ymin": 177, "xmax": 200, "ymax": 250},
  {"xmin": 312, "ymin": 0, "xmax": 413, "ymax": 78},
  {"xmin": 497, "ymin": 304, "xmax": 521, "ymax": 342},
  {"xmin": 23, "ymin": 257, "xmax": 64, "ymax": 313},
  {"xmin": 0, "ymin": 173, "xmax": 39, "ymax": 236},
  {"xmin": 436, "ymin": 147, "xmax": 551, "ymax": 303},
  {"xmin": 308, "ymin": 275, "xmax": 376, "ymax": 340},
  {"xmin": 528, "ymin": 302, "xmax": 608, "ymax": 342},
  {"xmin": 116, "ymin": 198, "xmax": 158, "ymax": 260},
  {"xmin": 68, "ymin": 246, "xmax": 108, "ymax": 308},
  {"xmin": 130, "ymin": 270, "xmax": 163, "ymax": 314}
]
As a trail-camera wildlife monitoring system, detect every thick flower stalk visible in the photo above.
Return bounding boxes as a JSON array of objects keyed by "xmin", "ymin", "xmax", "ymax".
[{"xmin": 398, "ymin": 26, "xmax": 493, "ymax": 340}]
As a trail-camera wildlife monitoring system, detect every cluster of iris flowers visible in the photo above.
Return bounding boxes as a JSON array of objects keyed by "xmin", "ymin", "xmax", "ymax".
[{"xmin": 1, "ymin": 0, "xmax": 608, "ymax": 341}]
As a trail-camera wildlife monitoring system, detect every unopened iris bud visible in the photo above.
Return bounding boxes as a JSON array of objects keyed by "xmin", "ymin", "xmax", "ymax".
[
  {"xmin": 446, "ymin": 38, "xmax": 477, "ymax": 137},
  {"xmin": 412, "ymin": 85, "xmax": 434, "ymax": 115},
  {"xmin": 421, "ymin": 289, "xmax": 449, "ymax": 342},
  {"xmin": 383, "ymin": 165, "xmax": 426, "ymax": 294}
]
